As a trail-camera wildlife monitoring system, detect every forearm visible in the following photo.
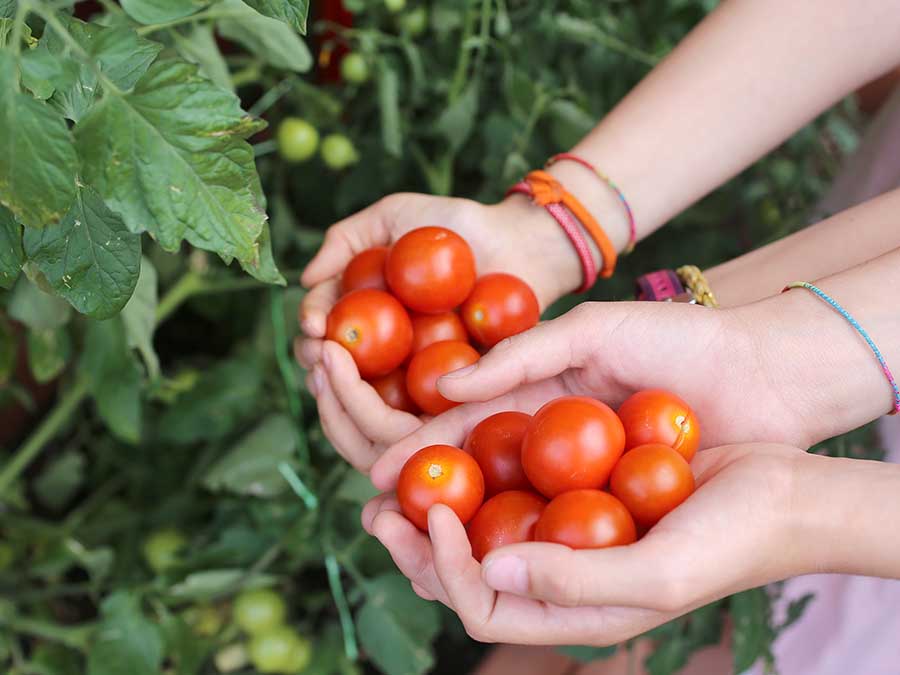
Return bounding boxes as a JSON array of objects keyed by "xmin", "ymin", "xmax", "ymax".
[
  {"xmin": 706, "ymin": 187, "xmax": 900, "ymax": 307},
  {"xmin": 547, "ymin": 0, "xmax": 900, "ymax": 250}
]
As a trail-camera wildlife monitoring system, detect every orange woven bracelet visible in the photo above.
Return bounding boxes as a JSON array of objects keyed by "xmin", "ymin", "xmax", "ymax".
[{"xmin": 524, "ymin": 170, "xmax": 618, "ymax": 278}]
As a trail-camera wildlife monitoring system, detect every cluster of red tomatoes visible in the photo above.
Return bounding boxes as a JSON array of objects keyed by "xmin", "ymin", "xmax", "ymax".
[
  {"xmin": 396, "ymin": 390, "xmax": 699, "ymax": 560},
  {"xmin": 325, "ymin": 227, "xmax": 540, "ymax": 416}
]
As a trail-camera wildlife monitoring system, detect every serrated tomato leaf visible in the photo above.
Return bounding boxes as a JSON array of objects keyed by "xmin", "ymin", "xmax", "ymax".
[
  {"xmin": 0, "ymin": 206, "xmax": 23, "ymax": 288},
  {"xmin": 75, "ymin": 59, "xmax": 269, "ymax": 267},
  {"xmin": 217, "ymin": 0, "xmax": 312, "ymax": 73},
  {"xmin": 172, "ymin": 23, "xmax": 232, "ymax": 90},
  {"xmin": 0, "ymin": 52, "xmax": 77, "ymax": 228},
  {"xmin": 24, "ymin": 186, "xmax": 141, "ymax": 319},
  {"xmin": 86, "ymin": 592, "xmax": 163, "ymax": 675},
  {"xmin": 243, "ymin": 0, "xmax": 308, "ymax": 33},
  {"xmin": 120, "ymin": 0, "xmax": 206, "ymax": 25}
]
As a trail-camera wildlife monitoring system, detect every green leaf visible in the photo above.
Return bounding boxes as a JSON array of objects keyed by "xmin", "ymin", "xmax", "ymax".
[
  {"xmin": 645, "ymin": 634, "xmax": 689, "ymax": 675},
  {"xmin": 1, "ymin": 1, "xmax": 16, "ymax": 19},
  {"xmin": 203, "ymin": 414, "xmax": 298, "ymax": 497},
  {"xmin": 730, "ymin": 588, "xmax": 776, "ymax": 674},
  {"xmin": 779, "ymin": 592, "xmax": 814, "ymax": 631},
  {"xmin": 158, "ymin": 357, "xmax": 264, "ymax": 444},
  {"xmin": 34, "ymin": 450, "xmax": 85, "ymax": 511},
  {"xmin": 7, "ymin": 276, "xmax": 72, "ymax": 330},
  {"xmin": 217, "ymin": 0, "xmax": 312, "ymax": 73},
  {"xmin": 43, "ymin": 18, "xmax": 163, "ymax": 122},
  {"xmin": 168, "ymin": 569, "xmax": 277, "ymax": 601},
  {"xmin": 242, "ymin": 0, "xmax": 308, "ymax": 33},
  {"xmin": 547, "ymin": 99, "xmax": 596, "ymax": 149},
  {"xmin": 19, "ymin": 42, "xmax": 79, "ymax": 100},
  {"xmin": 172, "ymin": 23, "xmax": 232, "ymax": 91},
  {"xmin": 376, "ymin": 57, "xmax": 402, "ymax": 157},
  {"xmin": 159, "ymin": 608, "xmax": 215, "ymax": 675},
  {"xmin": 0, "ymin": 205, "xmax": 23, "ymax": 288},
  {"xmin": 82, "ymin": 317, "xmax": 143, "ymax": 443},
  {"xmin": 0, "ymin": 52, "xmax": 77, "ymax": 228},
  {"xmin": 27, "ymin": 326, "xmax": 71, "ymax": 382},
  {"xmin": 557, "ymin": 645, "xmax": 616, "ymax": 662},
  {"xmin": 433, "ymin": 83, "xmax": 478, "ymax": 153},
  {"xmin": 240, "ymin": 221, "xmax": 285, "ymax": 285},
  {"xmin": 75, "ymin": 59, "xmax": 269, "ymax": 268},
  {"xmin": 120, "ymin": 0, "xmax": 206, "ymax": 24},
  {"xmin": 0, "ymin": 317, "xmax": 14, "ymax": 384},
  {"xmin": 356, "ymin": 574, "xmax": 441, "ymax": 675},
  {"xmin": 335, "ymin": 469, "xmax": 379, "ymax": 505},
  {"xmin": 121, "ymin": 257, "xmax": 159, "ymax": 379},
  {"xmin": 23, "ymin": 186, "xmax": 142, "ymax": 319},
  {"xmin": 87, "ymin": 592, "xmax": 164, "ymax": 675}
]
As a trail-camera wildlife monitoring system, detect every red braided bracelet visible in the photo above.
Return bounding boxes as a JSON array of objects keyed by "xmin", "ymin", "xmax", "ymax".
[{"xmin": 507, "ymin": 181, "xmax": 597, "ymax": 292}]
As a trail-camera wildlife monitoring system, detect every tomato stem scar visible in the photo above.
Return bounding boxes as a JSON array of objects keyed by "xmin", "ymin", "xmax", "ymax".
[{"xmin": 427, "ymin": 463, "xmax": 443, "ymax": 479}]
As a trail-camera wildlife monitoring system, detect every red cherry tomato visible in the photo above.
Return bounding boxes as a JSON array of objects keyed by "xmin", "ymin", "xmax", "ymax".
[
  {"xmin": 410, "ymin": 311, "xmax": 469, "ymax": 355},
  {"xmin": 325, "ymin": 289, "xmax": 412, "ymax": 378},
  {"xmin": 535, "ymin": 490, "xmax": 636, "ymax": 549},
  {"xmin": 463, "ymin": 411, "xmax": 531, "ymax": 496},
  {"xmin": 467, "ymin": 490, "xmax": 546, "ymax": 562},
  {"xmin": 406, "ymin": 341, "xmax": 479, "ymax": 416},
  {"xmin": 609, "ymin": 443, "xmax": 695, "ymax": 528},
  {"xmin": 521, "ymin": 396, "xmax": 625, "ymax": 498},
  {"xmin": 617, "ymin": 389, "xmax": 700, "ymax": 462},
  {"xmin": 385, "ymin": 227, "xmax": 476, "ymax": 313},
  {"xmin": 341, "ymin": 247, "xmax": 389, "ymax": 295},
  {"xmin": 461, "ymin": 273, "xmax": 540, "ymax": 348},
  {"xmin": 397, "ymin": 444, "xmax": 485, "ymax": 531},
  {"xmin": 369, "ymin": 368, "xmax": 419, "ymax": 414}
]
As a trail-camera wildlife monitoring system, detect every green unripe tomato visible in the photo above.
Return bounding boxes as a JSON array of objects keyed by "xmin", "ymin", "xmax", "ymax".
[
  {"xmin": 384, "ymin": 0, "xmax": 405, "ymax": 13},
  {"xmin": 233, "ymin": 588, "xmax": 287, "ymax": 635},
  {"xmin": 214, "ymin": 644, "xmax": 249, "ymax": 673},
  {"xmin": 398, "ymin": 6, "xmax": 427, "ymax": 36},
  {"xmin": 182, "ymin": 604, "xmax": 225, "ymax": 636},
  {"xmin": 142, "ymin": 528, "xmax": 186, "ymax": 573},
  {"xmin": 340, "ymin": 53, "xmax": 370, "ymax": 84},
  {"xmin": 249, "ymin": 626, "xmax": 310, "ymax": 674},
  {"xmin": 320, "ymin": 134, "xmax": 359, "ymax": 171},
  {"xmin": 278, "ymin": 118, "xmax": 320, "ymax": 163}
]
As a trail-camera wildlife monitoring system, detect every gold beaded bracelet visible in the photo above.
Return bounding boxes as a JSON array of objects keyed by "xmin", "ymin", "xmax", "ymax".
[{"xmin": 675, "ymin": 265, "xmax": 719, "ymax": 308}]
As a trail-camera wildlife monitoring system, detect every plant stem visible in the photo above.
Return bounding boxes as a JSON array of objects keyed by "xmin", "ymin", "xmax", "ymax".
[
  {"xmin": 155, "ymin": 272, "xmax": 204, "ymax": 323},
  {"xmin": 0, "ymin": 378, "xmax": 89, "ymax": 497},
  {"xmin": 136, "ymin": 7, "xmax": 248, "ymax": 35},
  {"xmin": 0, "ymin": 614, "xmax": 94, "ymax": 650},
  {"xmin": 325, "ymin": 553, "xmax": 359, "ymax": 662},
  {"xmin": 448, "ymin": 2, "xmax": 477, "ymax": 102},
  {"xmin": 10, "ymin": 0, "xmax": 30, "ymax": 58}
]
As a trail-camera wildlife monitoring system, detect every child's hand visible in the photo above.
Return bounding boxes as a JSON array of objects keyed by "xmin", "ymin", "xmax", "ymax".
[{"xmin": 363, "ymin": 443, "xmax": 809, "ymax": 646}]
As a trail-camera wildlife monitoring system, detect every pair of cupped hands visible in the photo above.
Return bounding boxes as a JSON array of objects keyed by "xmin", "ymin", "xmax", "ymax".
[{"xmin": 296, "ymin": 194, "xmax": 819, "ymax": 646}]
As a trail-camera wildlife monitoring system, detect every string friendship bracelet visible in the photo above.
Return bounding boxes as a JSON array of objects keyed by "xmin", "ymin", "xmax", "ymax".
[
  {"xmin": 546, "ymin": 152, "xmax": 637, "ymax": 253},
  {"xmin": 676, "ymin": 265, "xmax": 719, "ymax": 308},
  {"xmin": 783, "ymin": 281, "xmax": 900, "ymax": 416}
]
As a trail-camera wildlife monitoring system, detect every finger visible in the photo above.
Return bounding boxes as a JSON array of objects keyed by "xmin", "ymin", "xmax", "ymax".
[
  {"xmin": 361, "ymin": 493, "xmax": 399, "ymax": 534},
  {"xmin": 295, "ymin": 337, "xmax": 323, "ymax": 370},
  {"xmin": 412, "ymin": 582, "xmax": 437, "ymax": 601},
  {"xmin": 301, "ymin": 201, "xmax": 394, "ymax": 287},
  {"xmin": 322, "ymin": 341, "xmax": 421, "ymax": 444},
  {"xmin": 371, "ymin": 509, "xmax": 452, "ymax": 606},
  {"xmin": 299, "ymin": 279, "xmax": 340, "ymax": 339},
  {"xmin": 437, "ymin": 305, "xmax": 599, "ymax": 403},
  {"xmin": 315, "ymin": 366, "xmax": 379, "ymax": 472},
  {"xmin": 481, "ymin": 534, "xmax": 692, "ymax": 611}
]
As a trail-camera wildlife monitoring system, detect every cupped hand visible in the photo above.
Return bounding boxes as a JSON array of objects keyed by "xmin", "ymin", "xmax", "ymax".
[
  {"xmin": 364, "ymin": 443, "xmax": 812, "ymax": 646},
  {"xmin": 295, "ymin": 193, "xmax": 581, "ymax": 471},
  {"xmin": 369, "ymin": 299, "xmax": 814, "ymax": 489}
]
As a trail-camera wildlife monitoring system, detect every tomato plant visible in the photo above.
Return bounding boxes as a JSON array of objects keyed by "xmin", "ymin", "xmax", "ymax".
[
  {"xmin": 340, "ymin": 52, "xmax": 370, "ymax": 84},
  {"xmin": 535, "ymin": 490, "xmax": 637, "ymax": 550},
  {"xmin": 141, "ymin": 528, "xmax": 186, "ymax": 574},
  {"xmin": 249, "ymin": 626, "xmax": 312, "ymax": 674},
  {"xmin": 370, "ymin": 367, "xmax": 419, "ymax": 414},
  {"xmin": 397, "ymin": 445, "xmax": 485, "ymax": 531},
  {"xmin": 522, "ymin": 396, "xmax": 626, "ymax": 498},
  {"xmin": 278, "ymin": 118, "xmax": 320, "ymax": 163},
  {"xmin": 618, "ymin": 389, "xmax": 701, "ymax": 461},
  {"xmin": 326, "ymin": 289, "xmax": 413, "ymax": 378},
  {"xmin": 467, "ymin": 490, "xmax": 546, "ymax": 562},
  {"xmin": 341, "ymin": 247, "xmax": 390, "ymax": 295},
  {"xmin": 385, "ymin": 227, "xmax": 477, "ymax": 314},
  {"xmin": 461, "ymin": 273, "xmax": 540, "ymax": 348},
  {"xmin": 406, "ymin": 340, "xmax": 480, "ymax": 415},
  {"xmin": 410, "ymin": 311, "xmax": 469, "ymax": 354},
  {"xmin": 464, "ymin": 411, "xmax": 532, "ymax": 496},
  {"xmin": 233, "ymin": 588, "xmax": 288, "ymax": 635},
  {"xmin": 610, "ymin": 443, "xmax": 695, "ymax": 528}
]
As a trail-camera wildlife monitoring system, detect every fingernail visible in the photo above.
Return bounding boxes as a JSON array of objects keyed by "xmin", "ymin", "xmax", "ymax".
[
  {"xmin": 313, "ymin": 366, "xmax": 326, "ymax": 395},
  {"xmin": 442, "ymin": 363, "xmax": 477, "ymax": 379},
  {"xmin": 482, "ymin": 556, "xmax": 528, "ymax": 595}
]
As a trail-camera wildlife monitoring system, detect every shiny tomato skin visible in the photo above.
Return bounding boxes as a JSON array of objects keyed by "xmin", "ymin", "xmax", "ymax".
[
  {"xmin": 535, "ymin": 490, "xmax": 636, "ymax": 549},
  {"xmin": 397, "ymin": 445, "xmax": 485, "ymax": 531},
  {"xmin": 617, "ymin": 389, "xmax": 700, "ymax": 462},
  {"xmin": 369, "ymin": 368, "xmax": 419, "ymax": 414},
  {"xmin": 325, "ymin": 289, "xmax": 413, "ymax": 378},
  {"xmin": 463, "ymin": 411, "xmax": 531, "ymax": 496},
  {"xmin": 609, "ymin": 443, "xmax": 695, "ymax": 528},
  {"xmin": 467, "ymin": 490, "xmax": 546, "ymax": 562},
  {"xmin": 341, "ymin": 247, "xmax": 389, "ymax": 295},
  {"xmin": 406, "ymin": 340, "xmax": 479, "ymax": 416},
  {"xmin": 385, "ymin": 227, "xmax": 476, "ymax": 313},
  {"xmin": 461, "ymin": 273, "xmax": 540, "ymax": 348},
  {"xmin": 521, "ymin": 396, "xmax": 626, "ymax": 498},
  {"xmin": 410, "ymin": 311, "xmax": 469, "ymax": 354}
]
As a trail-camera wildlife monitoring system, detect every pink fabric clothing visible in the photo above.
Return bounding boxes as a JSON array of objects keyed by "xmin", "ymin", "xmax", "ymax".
[{"xmin": 747, "ymin": 414, "xmax": 900, "ymax": 675}]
